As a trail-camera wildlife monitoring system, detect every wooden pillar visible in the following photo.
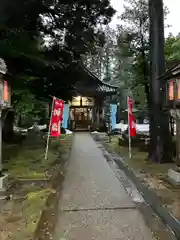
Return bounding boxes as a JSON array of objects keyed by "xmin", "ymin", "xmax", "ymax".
[
  {"xmin": 92, "ymin": 107, "xmax": 96, "ymax": 130},
  {"xmin": 101, "ymin": 108, "xmax": 104, "ymax": 119},
  {"xmin": 175, "ymin": 80, "xmax": 180, "ymax": 166},
  {"xmin": 99, "ymin": 98, "xmax": 104, "ymax": 124},
  {"xmin": 176, "ymin": 110, "xmax": 180, "ymax": 166},
  {"xmin": 108, "ymin": 95, "xmax": 112, "ymax": 142},
  {"xmin": 96, "ymin": 108, "xmax": 100, "ymax": 127}
]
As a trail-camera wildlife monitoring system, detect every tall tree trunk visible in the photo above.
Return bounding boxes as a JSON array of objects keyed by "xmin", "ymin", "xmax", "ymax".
[
  {"xmin": 139, "ymin": 2, "xmax": 151, "ymax": 148},
  {"xmin": 149, "ymin": 0, "xmax": 172, "ymax": 162}
]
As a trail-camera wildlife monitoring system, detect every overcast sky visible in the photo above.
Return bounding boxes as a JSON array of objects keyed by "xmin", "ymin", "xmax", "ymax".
[{"xmin": 110, "ymin": 0, "xmax": 180, "ymax": 37}]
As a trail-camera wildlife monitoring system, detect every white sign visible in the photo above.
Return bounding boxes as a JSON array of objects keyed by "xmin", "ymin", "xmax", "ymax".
[{"xmin": 0, "ymin": 58, "xmax": 7, "ymax": 74}]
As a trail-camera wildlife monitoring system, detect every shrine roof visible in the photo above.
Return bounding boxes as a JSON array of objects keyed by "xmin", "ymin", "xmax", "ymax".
[
  {"xmin": 159, "ymin": 61, "xmax": 180, "ymax": 81},
  {"xmin": 73, "ymin": 66, "xmax": 118, "ymax": 95}
]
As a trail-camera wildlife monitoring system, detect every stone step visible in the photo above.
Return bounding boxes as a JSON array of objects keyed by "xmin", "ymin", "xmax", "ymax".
[
  {"xmin": 0, "ymin": 174, "xmax": 9, "ymax": 188},
  {"xmin": 0, "ymin": 188, "xmax": 7, "ymax": 199},
  {"xmin": 0, "ymin": 174, "xmax": 9, "ymax": 199},
  {"xmin": 168, "ymin": 169, "xmax": 180, "ymax": 185}
]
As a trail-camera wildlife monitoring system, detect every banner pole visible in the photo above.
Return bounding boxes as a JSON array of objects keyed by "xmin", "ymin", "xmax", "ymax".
[
  {"xmin": 45, "ymin": 96, "xmax": 55, "ymax": 160},
  {"xmin": 49, "ymin": 95, "xmax": 63, "ymax": 101},
  {"xmin": 127, "ymin": 96, "xmax": 132, "ymax": 160}
]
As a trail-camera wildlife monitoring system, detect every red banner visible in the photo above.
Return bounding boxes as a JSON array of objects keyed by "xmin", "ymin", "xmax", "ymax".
[
  {"xmin": 50, "ymin": 97, "xmax": 64, "ymax": 137},
  {"xmin": 128, "ymin": 97, "xmax": 136, "ymax": 137}
]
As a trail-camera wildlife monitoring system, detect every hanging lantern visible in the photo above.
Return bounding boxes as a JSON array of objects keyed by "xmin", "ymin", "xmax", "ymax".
[
  {"xmin": 168, "ymin": 80, "xmax": 174, "ymax": 100},
  {"xmin": 166, "ymin": 77, "xmax": 180, "ymax": 107},
  {"xmin": 177, "ymin": 78, "xmax": 180, "ymax": 100},
  {"xmin": 0, "ymin": 58, "xmax": 10, "ymax": 107},
  {"xmin": 3, "ymin": 80, "xmax": 9, "ymax": 102}
]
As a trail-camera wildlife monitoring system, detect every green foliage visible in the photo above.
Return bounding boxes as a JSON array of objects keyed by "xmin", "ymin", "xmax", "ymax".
[
  {"xmin": 83, "ymin": 26, "xmax": 116, "ymax": 81},
  {"xmin": 113, "ymin": 27, "xmax": 134, "ymax": 88},
  {"xmin": 165, "ymin": 33, "xmax": 180, "ymax": 62},
  {"xmin": 12, "ymin": 89, "xmax": 48, "ymax": 127},
  {"xmin": 1, "ymin": 0, "xmax": 115, "ymax": 98},
  {"xmin": 119, "ymin": 0, "xmax": 149, "ymax": 110},
  {"xmin": 114, "ymin": 0, "xmax": 168, "ymax": 115},
  {"xmin": 0, "ymin": 0, "xmax": 116, "ymax": 127}
]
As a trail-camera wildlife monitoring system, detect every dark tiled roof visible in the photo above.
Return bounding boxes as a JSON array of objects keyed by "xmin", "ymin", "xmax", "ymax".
[
  {"xmin": 74, "ymin": 81, "xmax": 117, "ymax": 94},
  {"xmin": 159, "ymin": 61, "xmax": 180, "ymax": 80},
  {"xmin": 96, "ymin": 82, "xmax": 117, "ymax": 93},
  {"xmin": 84, "ymin": 67, "xmax": 118, "ymax": 93}
]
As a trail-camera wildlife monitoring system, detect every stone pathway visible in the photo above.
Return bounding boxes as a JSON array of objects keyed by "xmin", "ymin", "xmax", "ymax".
[{"xmin": 53, "ymin": 133, "xmax": 153, "ymax": 240}]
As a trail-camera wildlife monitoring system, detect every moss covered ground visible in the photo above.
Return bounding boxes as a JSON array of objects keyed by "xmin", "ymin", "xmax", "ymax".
[{"xmin": 0, "ymin": 133, "xmax": 73, "ymax": 240}]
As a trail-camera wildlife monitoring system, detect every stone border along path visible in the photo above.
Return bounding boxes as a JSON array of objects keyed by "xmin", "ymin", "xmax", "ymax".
[
  {"xmin": 53, "ymin": 133, "xmax": 153, "ymax": 240},
  {"xmin": 94, "ymin": 134, "xmax": 178, "ymax": 240}
]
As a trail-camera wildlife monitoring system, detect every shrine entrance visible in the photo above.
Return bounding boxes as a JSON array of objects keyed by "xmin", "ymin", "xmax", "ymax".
[
  {"xmin": 69, "ymin": 96, "xmax": 93, "ymax": 130},
  {"xmin": 70, "ymin": 107, "xmax": 92, "ymax": 130}
]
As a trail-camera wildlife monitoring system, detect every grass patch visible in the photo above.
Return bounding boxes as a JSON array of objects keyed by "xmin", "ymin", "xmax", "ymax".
[
  {"xmin": 0, "ymin": 133, "xmax": 73, "ymax": 240},
  {"xmin": 6, "ymin": 148, "xmax": 57, "ymax": 179},
  {"xmin": 23, "ymin": 188, "xmax": 55, "ymax": 231},
  {"xmin": 4, "ymin": 134, "xmax": 72, "ymax": 180},
  {"xmin": 12, "ymin": 188, "xmax": 55, "ymax": 240},
  {"xmin": 106, "ymin": 136, "xmax": 174, "ymax": 176},
  {"xmin": 105, "ymin": 136, "xmax": 180, "ymax": 220}
]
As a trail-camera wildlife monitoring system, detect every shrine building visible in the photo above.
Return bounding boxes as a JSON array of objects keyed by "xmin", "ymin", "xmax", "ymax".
[{"xmin": 67, "ymin": 67, "xmax": 118, "ymax": 131}]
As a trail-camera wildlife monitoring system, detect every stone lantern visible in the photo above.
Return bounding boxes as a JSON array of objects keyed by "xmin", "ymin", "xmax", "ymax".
[
  {"xmin": 0, "ymin": 58, "xmax": 9, "ymax": 107},
  {"xmin": 160, "ymin": 62, "xmax": 180, "ymax": 184},
  {"xmin": 0, "ymin": 57, "xmax": 8, "ymax": 197},
  {"xmin": 163, "ymin": 63, "xmax": 180, "ymax": 108}
]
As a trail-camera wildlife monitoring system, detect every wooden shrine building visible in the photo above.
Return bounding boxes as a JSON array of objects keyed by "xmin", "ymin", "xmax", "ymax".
[{"xmin": 68, "ymin": 67, "xmax": 118, "ymax": 130}]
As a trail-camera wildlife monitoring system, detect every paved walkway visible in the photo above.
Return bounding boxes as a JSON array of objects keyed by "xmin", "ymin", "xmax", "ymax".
[{"xmin": 54, "ymin": 133, "xmax": 153, "ymax": 240}]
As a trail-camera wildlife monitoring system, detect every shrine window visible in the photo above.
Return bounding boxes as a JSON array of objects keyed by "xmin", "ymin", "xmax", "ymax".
[{"xmin": 70, "ymin": 96, "xmax": 94, "ymax": 106}]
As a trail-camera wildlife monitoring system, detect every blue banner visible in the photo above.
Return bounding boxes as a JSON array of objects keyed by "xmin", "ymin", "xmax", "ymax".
[
  {"xmin": 110, "ymin": 104, "xmax": 117, "ymax": 130},
  {"xmin": 62, "ymin": 104, "xmax": 69, "ymax": 129}
]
